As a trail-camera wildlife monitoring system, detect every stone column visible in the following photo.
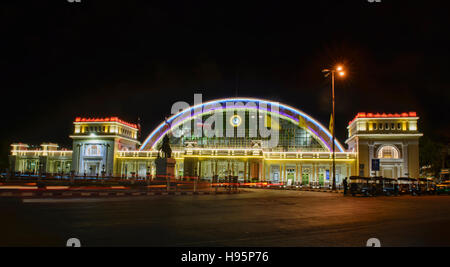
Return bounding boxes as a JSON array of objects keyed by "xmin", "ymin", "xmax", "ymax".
[
  {"xmin": 263, "ymin": 162, "xmax": 267, "ymax": 181},
  {"xmin": 402, "ymin": 143, "xmax": 409, "ymax": 177},
  {"xmin": 244, "ymin": 161, "xmax": 248, "ymax": 182},
  {"xmin": 368, "ymin": 143, "xmax": 374, "ymax": 177},
  {"xmin": 299, "ymin": 164, "xmax": 303, "ymax": 185}
]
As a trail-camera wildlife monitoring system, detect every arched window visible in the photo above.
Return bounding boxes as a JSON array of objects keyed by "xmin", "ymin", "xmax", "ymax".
[{"xmin": 377, "ymin": 145, "xmax": 400, "ymax": 159}]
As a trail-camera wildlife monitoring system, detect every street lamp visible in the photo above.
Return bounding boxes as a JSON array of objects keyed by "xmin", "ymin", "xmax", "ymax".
[{"xmin": 322, "ymin": 65, "xmax": 346, "ymax": 191}]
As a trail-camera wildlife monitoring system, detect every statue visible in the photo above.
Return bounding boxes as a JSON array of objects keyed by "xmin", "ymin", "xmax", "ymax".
[
  {"xmin": 155, "ymin": 118, "xmax": 175, "ymax": 183},
  {"xmin": 159, "ymin": 134, "xmax": 172, "ymax": 158}
]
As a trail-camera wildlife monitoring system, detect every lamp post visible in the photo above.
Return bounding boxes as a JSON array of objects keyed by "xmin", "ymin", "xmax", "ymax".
[{"xmin": 322, "ymin": 65, "xmax": 345, "ymax": 190}]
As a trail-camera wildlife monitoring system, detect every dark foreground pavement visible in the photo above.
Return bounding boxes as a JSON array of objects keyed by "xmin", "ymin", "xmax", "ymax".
[{"xmin": 1, "ymin": 189, "xmax": 450, "ymax": 246}]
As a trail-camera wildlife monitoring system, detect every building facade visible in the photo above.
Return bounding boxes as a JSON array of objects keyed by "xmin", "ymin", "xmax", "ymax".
[
  {"xmin": 9, "ymin": 143, "xmax": 72, "ymax": 175},
  {"xmin": 346, "ymin": 112, "xmax": 423, "ymax": 178},
  {"xmin": 8, "ymin": 98, "xmax": 422, "ymax": 183}
]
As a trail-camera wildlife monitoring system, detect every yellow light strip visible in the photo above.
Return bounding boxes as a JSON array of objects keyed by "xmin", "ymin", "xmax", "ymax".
[
  {"xmin": 115, "ymin": 155, "xmax": 355, "ymax": 161},
  {"xmin": 11, "ymin": 150, "xmax": 72, "ymax": 153},
  {"xmin": 264, "ymin": 158, "xmax": 355, "ymax": 162},
  {"xmin": 182, "ymin": 155, "xmax": 264, "ymax": 159},
  {"xmin": 116, "ymin": 157, "xmax": 185, "ymax": 160}
]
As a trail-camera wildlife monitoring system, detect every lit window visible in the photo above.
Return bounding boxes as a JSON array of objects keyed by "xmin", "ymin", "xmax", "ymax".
[
  {"xmin": 85, "ymin": 145, "xmax": 102, "ymax": 156},
  {"xmin": 377, "ymin": 145, "xmax": 400, "ymax": 159}
]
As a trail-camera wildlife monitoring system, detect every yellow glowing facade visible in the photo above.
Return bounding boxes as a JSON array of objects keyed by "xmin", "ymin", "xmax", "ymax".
[
  {"xmin": 8, "ymin": 99, "xmax": 423, "ymax": 184},
  {"xmin": 346, "ymin": 112, "xmax": 423, "ymax": 178}
]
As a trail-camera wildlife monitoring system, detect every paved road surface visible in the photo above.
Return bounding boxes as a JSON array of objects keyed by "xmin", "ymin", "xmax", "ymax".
[{"xmin": 1, "ymin": 189, "xmax": 450, "ymax": 246}]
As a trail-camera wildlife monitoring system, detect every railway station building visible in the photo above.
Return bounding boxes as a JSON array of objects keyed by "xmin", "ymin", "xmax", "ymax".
[{"xmin": 9, "ymin": 98, "xmax": 422, "ymax": 185}]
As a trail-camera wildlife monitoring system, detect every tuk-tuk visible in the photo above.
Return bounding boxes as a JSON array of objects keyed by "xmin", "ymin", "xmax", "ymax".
[
  {"xmin": 381, "ymin": 177, "xmax": 398, "ymax": 196},
  {"xmin": 436, "ymin": 181, "xmax": 450, "ymax": 195},
  {"xmin": 349, "ymin": 176, "xmax": 371, "ymax": 196},
  {"xmin": 368, "ymin": 176, "xmax": 383, "ymax": 196},
  {"xmin": 417, "ymin": 178, "xmax": 436, "ymax": 195},
  {"xmin": 397, "ymin": 177, "xmax": 419, "ymax": 195}
]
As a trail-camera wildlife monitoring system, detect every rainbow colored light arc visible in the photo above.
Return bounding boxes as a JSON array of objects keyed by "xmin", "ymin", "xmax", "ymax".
[{"xmin": 139, "ymin": 98, "xmax": 345, "ymax": 152}]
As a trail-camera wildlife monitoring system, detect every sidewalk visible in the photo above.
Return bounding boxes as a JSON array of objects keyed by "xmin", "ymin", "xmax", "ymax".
[{"xmin": 251, "ymin": 186, "xmax": 344, "ymax": 194}]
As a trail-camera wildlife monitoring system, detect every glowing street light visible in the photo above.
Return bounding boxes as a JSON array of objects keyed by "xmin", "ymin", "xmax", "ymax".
[{"xmin": 322, "ymin": 65, "xmax": 346, "ymax": 191}]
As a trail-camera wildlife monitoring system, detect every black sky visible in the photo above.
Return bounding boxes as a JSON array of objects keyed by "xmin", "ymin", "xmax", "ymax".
[{"xmin": 1, "ymin": 0, "xmax": 449, "ymax": 167}]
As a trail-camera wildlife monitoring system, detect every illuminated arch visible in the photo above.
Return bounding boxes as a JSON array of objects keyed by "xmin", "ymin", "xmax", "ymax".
[
  {"xmin": 139, "ymin": 98, "xmax": 345, "ymax": 152},
  {"xmin": 377, "ymin": 145, "xmax": 400, "ymax": 159}
]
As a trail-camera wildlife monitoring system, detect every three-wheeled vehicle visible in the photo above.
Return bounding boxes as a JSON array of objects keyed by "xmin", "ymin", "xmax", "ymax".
[
  {"xmin": 397, "ymin": 177, "xmax": 419, "ymax": 195},
  {"xmin": 368, "ymin": 176, "xmax": 383, "ymax": 196},
  {"xmin": 349, "ymin": 176, "xmax": 371, "ymax": 196},
  {"xmin": 381, "ymin": 177, "xmax": 398, "ymax": 196},
  {"xmin": 417, "ymin": 178, "xmax": 435, "ymax": 195},
  {"xmin": 436, "ymin": 180, "xmax": 450, "ymax": 195}
]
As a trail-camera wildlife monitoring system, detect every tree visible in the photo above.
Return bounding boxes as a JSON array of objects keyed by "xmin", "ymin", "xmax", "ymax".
[{"xmin": 419, "ymin": 136, "xmax": 443, "ymax": 177}]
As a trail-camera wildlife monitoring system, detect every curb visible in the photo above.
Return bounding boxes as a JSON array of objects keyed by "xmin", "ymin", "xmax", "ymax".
[{"xmin": 247, "ymin": 187, "xmax": 343, "ymax": 194}]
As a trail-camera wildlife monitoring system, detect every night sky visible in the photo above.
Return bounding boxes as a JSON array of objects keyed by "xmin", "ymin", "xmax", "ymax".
[{"xmin": 1, "ymin": 1, "xmax": 449, "ymax": 167}]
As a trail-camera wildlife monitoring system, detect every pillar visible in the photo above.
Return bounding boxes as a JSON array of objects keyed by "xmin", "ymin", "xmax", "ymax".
[{"xmin": 300, "ymin": 164, "xmax": 303, "ymax": 185}]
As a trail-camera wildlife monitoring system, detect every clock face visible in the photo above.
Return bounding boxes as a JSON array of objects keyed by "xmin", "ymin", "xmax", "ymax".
[{"xmin": 230, "ymin": 115, "xmax": 242, "ymax": 127}]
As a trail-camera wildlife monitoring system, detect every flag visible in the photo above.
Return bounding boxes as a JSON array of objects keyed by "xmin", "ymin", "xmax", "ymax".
[
  {"xmin": 137, "ymin": 117, "xmax": 141, "ymax": 139},
  {"xmin": 164, "ymin": 116, "xmax": 172, "ymax": 127},
  {"xmin": 265, "ymin": 114, "xmax": 279, "ymax": 130},
  {"xmin": 265, "ymin": 114, "xmax": 271, "ymax": 128},
  {"xmin": 298, "ymin": 115, "xmax": 307, "ymax": 128},
  {"xmin": 329, "ymin": 113, "xmax": 334, "ymax": 133}
]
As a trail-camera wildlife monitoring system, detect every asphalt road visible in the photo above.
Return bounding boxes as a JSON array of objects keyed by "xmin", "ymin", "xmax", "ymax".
[{"xmin": 1, "ymin": 189, "xmax": 450, "ymax": 247}]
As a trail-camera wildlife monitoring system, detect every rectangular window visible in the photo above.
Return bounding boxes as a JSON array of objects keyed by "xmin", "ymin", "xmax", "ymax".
[{"xmin": 85, "ymin": 145, "xmax": 102, "ymax": 156}]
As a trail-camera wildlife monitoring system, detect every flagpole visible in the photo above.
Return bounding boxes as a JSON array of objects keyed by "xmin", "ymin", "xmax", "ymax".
[
  {"xmin": 322, "ymin": 65, "xmax": 345, "ymax": 191},
  {"xmin": 332, "ymin": 71, "xmax": 336, "ymax": 191}
]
